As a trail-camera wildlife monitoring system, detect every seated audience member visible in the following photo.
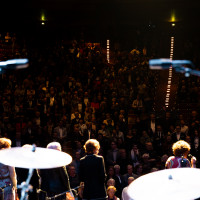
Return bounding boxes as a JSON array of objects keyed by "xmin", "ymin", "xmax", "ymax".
[
  {"xmin": 180, "ymin": 120, "xmax": 189, "ymax": 135},
  {"xmin": 117, "ymin": 138, "xmax": 125, "ymax": 149},
  {"xmin": 124, "ymin": 129, "xmax": 134, "ymax": 151},
  {"xmin": 162, "ymin": 134, "xmax": 173, "ymax": 156},
  {"xmin": 98, "ymin": 123, "xmax": 111, "ymax": 138},
  {"xmin": 106, "ymin": 141, "xmax": 120, "ymax": 166},
  {"xmin": 129, "ymin": 144, "xmax": 141, "ymax": 167},
  {"xmin": 153, "ymin": 124, "xmax": 165, "ymax": 155},
  {"xmin": 107, "ymin": 178, "xmax": 116, "ymax": 188},
  {"xmin": 68, "ymin": 165, "xmax": 80, "ymax": 189},
  {"xmin": 113, "ymin": 165, "xmax": 123, "ymax": 198},
  {"xmin": 107, "ymin": 186, "xmax": 120, "ymax": 200},
  {"xmin": 191, "ymin": 129, "xmax": 200, "ymax": 167},
  {"xmin": 122, "ymin": 165, "xmax": 138, "ymax": 187},
  {"xmin": 171, "ymin": 125, "xmax": 186, "ymax": 142},
  {"xmin": 71, "ymin": 151, "xmax": 81, "ymax": 174},
  {"xmin": 142, "ymin": 142, "xmax": 157, "ymax": 164},
  {"xmin": 121, "ymin": 177, "xmax": 135, "ymax": 200},
  {"xmin": 73, "ymin": 141, "xmax": 85, "ymax": 158},
  {"xmin": 117, "ymin": 149, "xmax": 130, "ymax": 175},
  {"xmin": 113, "ymin": 165, "xmax": 123, "ymax": 188},
  {"xmin": 132, "ymin": 95, "xmax": 143, "ymax": 114},
  {"xmin": 53, "ymin": 120, "xmax": 67, "ymax": 144},
  {"xmin": 115, "ymin": 125, "xmax": 124, "ymax": 141},
  {"xmin": 134, "ymin": 164, "xmax": 143, "ymax": 177},
  {"xmin": 160, "ymin": 154, "xmax": 169, "ymax": 169},
  {"xmin": 78, "ymin": 119, "xmax": 88, "ymax": 135},
  {"xmin": 139, "ymin": 130, "xmax": 152, "ymax": 148},
  {"xmin": 106, "ymin": 166, "xmax": 121, "ymax": 196},
  {"xmin": 141, "ymin": 153, "xmax": 152, "ymax": 174}
]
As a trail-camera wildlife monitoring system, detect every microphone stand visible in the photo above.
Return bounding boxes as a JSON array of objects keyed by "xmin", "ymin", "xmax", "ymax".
[
  {"xmin": 19, "ymin": 145, "xmax": 36, "ymax": 200},
  {"xmin": 19, "ymin": 168, "xmax": 34, "ymax": 200},
  {"xmin": 45, "ymin": 186, "xmax": 82, "ymax": 200}
]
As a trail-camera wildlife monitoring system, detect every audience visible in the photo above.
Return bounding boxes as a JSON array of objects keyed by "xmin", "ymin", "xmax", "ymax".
[{"xmin": 1, "ymin": 33, "xmax": 200, "ymax": 199}]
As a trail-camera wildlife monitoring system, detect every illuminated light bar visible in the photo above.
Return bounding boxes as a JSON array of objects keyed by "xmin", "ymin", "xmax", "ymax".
[
  {"xmin": 107, "ymin": 40, "xmax": 110, "ymax": 63},
  {"xmin": 165, "ymin": 36, "xmax": 174, "ymax": 108}
]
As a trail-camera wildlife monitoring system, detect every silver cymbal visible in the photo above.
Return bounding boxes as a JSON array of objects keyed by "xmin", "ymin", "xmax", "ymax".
[
  {"xmin": 0, "ymin": 147, "xmax": 72, "ymax": 169},
  {"xmin": 127, "ymin": 168, "xmax": 200, "ymax": 200}
]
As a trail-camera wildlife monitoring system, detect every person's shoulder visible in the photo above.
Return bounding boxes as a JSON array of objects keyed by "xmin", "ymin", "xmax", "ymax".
[
  {"xmin": 95, "ymin": 154, "xmax": 103, "ymax": 159},
  {"xmin": 167, "ymin": 156, "xmax": 175, "ymax": 161},
  {"xmin": 80, "ymin": 155, "xmax": 87, "ymax": 161}
]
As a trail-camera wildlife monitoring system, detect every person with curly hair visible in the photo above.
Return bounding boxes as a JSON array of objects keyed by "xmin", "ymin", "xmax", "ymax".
[
  {"xmin": 79, "ymin": 139, "xmax": 107, "ymax": 200},
  {"xmin": 165, "ymin": 140, "xmax": 196, "ymax": 168}
]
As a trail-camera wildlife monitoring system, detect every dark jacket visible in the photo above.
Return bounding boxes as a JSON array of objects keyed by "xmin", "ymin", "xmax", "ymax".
[
  {"xmin": 38, "ymin": 166, "xmax": 70, "ymax": 199},
  {"xmin": 79, "ymin": 154, "xmax": 107, "ymax": 199}
]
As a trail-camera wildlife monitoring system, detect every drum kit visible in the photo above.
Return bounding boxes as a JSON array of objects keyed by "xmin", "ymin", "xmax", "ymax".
[
  {"xmin": 127, "ymin": 167, "xmax": 200, "ymax": 200},
  {"xmin": 0, "ymin": 145, "xmax": 72, "ymax": 200},
  {"xmin": 0, "ymin": 146, "xmax": 200, "ymax": 200}
]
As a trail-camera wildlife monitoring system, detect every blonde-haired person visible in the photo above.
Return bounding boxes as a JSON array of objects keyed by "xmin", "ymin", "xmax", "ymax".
[
  {"xmin": 0, "ymin": 138, "xmax": 17, "ymax": 200},
  {"xmin": 79, "ymin": 139, "xmax": 107, "ymax": 200},
  {"xmin": 106, "ymin": 186, "xmax": 119, "ymax": 200},
  {"xmin": 165, "ymin": 140, "xmax": 196, "ymax": 168}
]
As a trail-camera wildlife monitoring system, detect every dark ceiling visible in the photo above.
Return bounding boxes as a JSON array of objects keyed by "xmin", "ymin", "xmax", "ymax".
[
  {"xmin": 2, "ymin": 0, "xmax": 200, "ymax": 29},
  {"xmin": 1, "ymin": 0, "xmax": 200, "ymax": 51}
]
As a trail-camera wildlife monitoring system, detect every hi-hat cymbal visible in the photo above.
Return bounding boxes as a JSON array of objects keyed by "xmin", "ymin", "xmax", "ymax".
[
  {"xmin": 0, "ymin": 147, "xmax": 72, "ymax": 169},
  {"xmin": 127, "ymin": 168, "xmax": 200, "ymax": 200}
]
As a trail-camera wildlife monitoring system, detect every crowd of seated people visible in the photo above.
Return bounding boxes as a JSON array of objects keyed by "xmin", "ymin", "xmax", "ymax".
[{"xmin": 0, "ymin": 36, "xmax": 200, "ymax": 199}]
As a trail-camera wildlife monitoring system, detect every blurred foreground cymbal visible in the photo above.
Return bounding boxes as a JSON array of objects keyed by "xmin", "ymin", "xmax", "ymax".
[
  {"xmin": 0, "ymin": 147, "xmax": 72, "ymax": 169},
  {"xmin": 127, "ymin": 168, "xmax": 200, "ymax": 200}
]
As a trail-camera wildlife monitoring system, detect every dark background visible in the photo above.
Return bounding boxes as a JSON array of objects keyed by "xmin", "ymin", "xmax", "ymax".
[{"xmin": 1, "ymin": 0, "xmax": 200, "ymax": 58}]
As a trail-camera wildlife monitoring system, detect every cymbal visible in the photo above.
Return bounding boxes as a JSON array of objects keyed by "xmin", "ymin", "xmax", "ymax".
[
  {"xmin": 0, "ymin": 147, "xmax": 72, "ymax": 169},
  {"xmin": 127, "ymin": 168, "xmax": 200, "ymax": 200}
]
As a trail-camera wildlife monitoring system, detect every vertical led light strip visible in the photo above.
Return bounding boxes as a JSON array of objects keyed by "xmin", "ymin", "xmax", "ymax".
[
  {"xmin": 165, "ymin": 36, "xmax": 174, "ymax": 108},
  {"xmin": 107, "ymin": 40, "xmax": 110, "ymax": 63}
]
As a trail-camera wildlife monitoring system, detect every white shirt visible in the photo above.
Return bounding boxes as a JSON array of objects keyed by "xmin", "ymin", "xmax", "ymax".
[
  {"xmin": 176, "ymin": 132, "xmax": 181, "ymax": 140},
  {"xmin": 181, "ymin": 125, "xmax": 189, "ymax": 135},
  {"xmin": 122, "ymin": 186, "xmax": 132, "ymax": 200},
  {"xmin": 150, "ymin": 121, "xmax": 155, "ymax": 133}
]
